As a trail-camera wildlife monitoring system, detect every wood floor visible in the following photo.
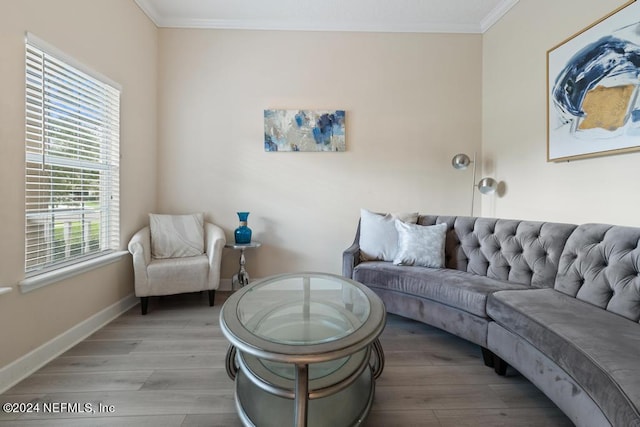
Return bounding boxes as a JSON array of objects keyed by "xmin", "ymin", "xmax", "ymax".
[{"xmin": 0, "ymin": 291, "xmax": 573, "ymax": 426}]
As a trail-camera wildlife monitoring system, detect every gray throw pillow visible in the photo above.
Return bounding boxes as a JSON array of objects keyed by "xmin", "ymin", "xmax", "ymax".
[
  {"xmin": 359, "ymin": 209, "xmax": 419, "ymax": 262},
  {"xmin": 393, "ymin": 221, "xmax": 447, "ymax": 268}
]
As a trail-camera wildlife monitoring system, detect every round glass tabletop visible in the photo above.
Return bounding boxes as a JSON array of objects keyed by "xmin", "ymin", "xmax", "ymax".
[
  {"xmin": 220, "ymin": 272, "xmax": 386, "ymax": 363},
  {"xmin": 237, "ymin": 274, "xmax": 371, "ymax": 345}
]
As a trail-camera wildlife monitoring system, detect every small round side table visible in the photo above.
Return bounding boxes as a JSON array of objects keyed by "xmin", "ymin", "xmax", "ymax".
[{"xmin": 225, "ymin": 241, "xmax": 262, "ymax": 288}]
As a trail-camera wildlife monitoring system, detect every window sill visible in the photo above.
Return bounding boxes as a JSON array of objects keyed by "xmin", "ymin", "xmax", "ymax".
[
  {"xmin": 0, "ymin": 287, "xmax": 13, "ymax": 296},
  {"xmin": 19, "ymin": 251, "xmax": 129, "ymax": 293}
]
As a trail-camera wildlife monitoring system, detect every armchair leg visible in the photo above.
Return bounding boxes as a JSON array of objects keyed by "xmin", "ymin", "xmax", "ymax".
[
  {"xmin": 140, "ymin": 297, "xmax": 149, "ymax": 315},
  {"xmin": 208, "ymin": 290, "xmax": 215, "ymax": 307}
]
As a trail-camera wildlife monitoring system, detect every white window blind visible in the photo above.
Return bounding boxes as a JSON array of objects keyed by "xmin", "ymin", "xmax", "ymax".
[{"xmin": 25, "ymin": 35, "xmax": 120, "ymax": 275}]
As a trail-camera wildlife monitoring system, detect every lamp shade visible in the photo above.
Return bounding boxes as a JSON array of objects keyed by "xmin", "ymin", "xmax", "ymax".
[
  {"xmin": 451, "ymin": 153, "xmax": 472, "ymax": 170},
  {"xmin": 477, "ymin": 177, "xmax": 498, "ymax": 194}
]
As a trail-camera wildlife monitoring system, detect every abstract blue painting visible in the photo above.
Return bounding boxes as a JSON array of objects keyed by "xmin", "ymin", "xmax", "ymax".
[
  {"xmin": 547, "ymin": 0, "xmax": 640, "ymax": 161},
  {"xmin": 264, "ymin": 110, "xmax": 346, "ymax": 152}
]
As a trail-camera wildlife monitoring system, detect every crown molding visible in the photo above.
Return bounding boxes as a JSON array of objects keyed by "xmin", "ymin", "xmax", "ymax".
[
  {"xmin": 481, "ymin": 0, "xmax": 520, "ymax": 32},
  {"xmin": 155, "ymin": 18, "xmax": 483, "ymax": 34},
  {"xmin": 135, "ymin": 0, "xmax": 519, "ymax": 34},
  {"xmin": 134, "ymin": 0, "xmax": 163, "ymax": 27}
]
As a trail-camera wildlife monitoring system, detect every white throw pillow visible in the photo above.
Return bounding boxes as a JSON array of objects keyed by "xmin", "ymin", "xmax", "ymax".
[
  {"xmin": 359, "ymin": 209, "xmax": 419, "ymax": 262},
  {"xmin": 393, "ymin": 221, "xmax": 448, "ymax": 268},
  {"xmin": 149, "ymin": 213, "xmax": 205, "ymax": 259}
]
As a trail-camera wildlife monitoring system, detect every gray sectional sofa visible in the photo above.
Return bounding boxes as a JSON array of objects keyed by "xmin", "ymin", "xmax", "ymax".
[{"xmin": 342, "ymin": 215, "xmax": 640, "ymax": 427}]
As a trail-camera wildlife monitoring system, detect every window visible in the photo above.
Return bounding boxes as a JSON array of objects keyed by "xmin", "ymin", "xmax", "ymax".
[{"xmin": 25, "ymin": 34, "xmax": 120, "ymax": 276}]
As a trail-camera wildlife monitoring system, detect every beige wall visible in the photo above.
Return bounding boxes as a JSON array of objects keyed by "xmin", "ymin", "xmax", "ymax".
[
  {"xmin": 482, "ymin": 0, "xmax": 640, "ymax": 226},
  {"xmin": 0, "ymin": 0, "xmax": 157, "ymax": 367},
  {"xmin": 157, "ymin": 29, "xmax": 482, "ymax": 279}
]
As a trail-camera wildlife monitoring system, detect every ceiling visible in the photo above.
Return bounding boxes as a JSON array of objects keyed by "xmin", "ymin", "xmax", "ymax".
[{"xmin": 134, "ymin": 0, "xmax": 520, "ymax": 34}]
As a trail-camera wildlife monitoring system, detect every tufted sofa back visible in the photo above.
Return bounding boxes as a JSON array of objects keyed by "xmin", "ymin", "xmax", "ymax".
[
  {"xmin": 555, "ymin": 224, "xmax": 640, "ymax": 323},
  {"xmin": 418, "ymin": 216, "xmax": 577, "ymax": 288}
]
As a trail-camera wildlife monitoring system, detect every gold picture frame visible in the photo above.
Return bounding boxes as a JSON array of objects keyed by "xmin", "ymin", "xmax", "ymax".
[{"xmin": 547, "ymin": 0, "xmax": 640, "ymax": 161}]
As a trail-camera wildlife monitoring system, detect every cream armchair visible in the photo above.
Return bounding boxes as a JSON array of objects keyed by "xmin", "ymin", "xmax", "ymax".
[{"xmin": 128, "ymin": 215, "xmax": 226, "ymax": 315}]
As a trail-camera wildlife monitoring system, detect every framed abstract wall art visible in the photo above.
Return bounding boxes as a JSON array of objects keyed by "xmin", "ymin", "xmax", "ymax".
[
  {"xmin": 547, "ymin": 0, "xmax": 640, "ymax": 161},
  {"xmin": 264, "ymin": 109, "xmax": 346, "ymax": 152}
]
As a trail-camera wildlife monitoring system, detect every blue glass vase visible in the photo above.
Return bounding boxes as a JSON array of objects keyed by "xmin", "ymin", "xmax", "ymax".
[{"xmin": 234, "ymin": 212, "xmax": 252, "ymax": 244}]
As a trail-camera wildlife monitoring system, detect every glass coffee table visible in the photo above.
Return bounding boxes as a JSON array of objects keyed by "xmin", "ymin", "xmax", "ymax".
[{"xmin": 220, "ymin": 272, "xmax": 386, "ymax": 427}]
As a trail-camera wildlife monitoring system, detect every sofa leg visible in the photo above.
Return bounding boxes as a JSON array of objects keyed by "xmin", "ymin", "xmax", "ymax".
[
  {"xmin": 480, "ymin": 347, "xmax": 495, "ymax": 368},
  {"xmin": 494, "ymin": 355, "xmax": 508, "ymax": 376},
  {"xmin": 140, "ymin": 297, "xmax": 149, "ymax": 315},
  {"xmin": 208, "ymin": 290, "xmax": 215, "ymax": 307}
]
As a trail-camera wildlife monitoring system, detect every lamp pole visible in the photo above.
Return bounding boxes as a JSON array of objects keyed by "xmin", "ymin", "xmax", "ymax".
[{"xmin": 470, "ymin": 152, "xmax": 477, "ymax": 217}]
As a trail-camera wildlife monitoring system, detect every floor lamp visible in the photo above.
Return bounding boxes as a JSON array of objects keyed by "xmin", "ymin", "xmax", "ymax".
[{"xmin": 451, "ymin": 152, "xmax": 497, "ymax": 216}]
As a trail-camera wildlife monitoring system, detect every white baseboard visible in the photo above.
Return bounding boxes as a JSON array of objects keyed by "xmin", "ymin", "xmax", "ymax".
[
  {"xmin": 218, "ymin": 277, "xmax": 263, "ymax": 291},
  {"xmin": 0, "ymin": 293, "xmax": 138, "ymax": 394},
  {"xmin": 219, "ymin": 278, "xmax": 233, "ymax": 291}
]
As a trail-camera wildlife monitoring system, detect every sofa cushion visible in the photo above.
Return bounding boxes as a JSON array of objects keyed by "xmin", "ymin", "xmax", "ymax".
[
  {"xmin": 353, "ymin": 262, "xmax": 528, "ymax": 318},
  {"xmin": 359, "ymin": 209, "xmax": 419, "ymax": 262},
  {"xmin": 555, "ymin": 224, "xmax": 640, "ymax": 322},
  {"xmin": 393, "ymin": 221, "xmax": 447, "ymax": 268},
  {"xmin": 487, "ymin": 288, "xmax": 640, "ymax": 427},
  {"xmin": 147, "ymin": 254, "xmax": 209, "ymax": 294}
]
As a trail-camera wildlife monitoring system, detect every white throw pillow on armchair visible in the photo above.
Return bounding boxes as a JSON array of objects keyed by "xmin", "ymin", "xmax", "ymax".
[{"xmin": 149, "ymin": 213, "xmax": 205, "ymax": 258}]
